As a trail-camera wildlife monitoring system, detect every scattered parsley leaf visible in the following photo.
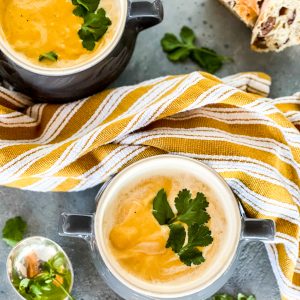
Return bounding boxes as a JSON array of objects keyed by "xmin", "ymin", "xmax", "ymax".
[
  {"xmin": 166, "ymin": 223, "xmax": 185, "ymax": 253},
  {"xmin": 152, "ymin": 189, "xmax": 175, "ymax": 225},
  {"xmin": 39, "ymin": 51, "xmax": 58, "ymax": 62},
  {"xmin": 2, "ymin": 216, "xmax": 27, "ymax": 247},
  {"xmin": 175, "ymin": 189, "xmax": 210, "ymax": 225},
  {"xmin": 180, "ymin": 26, "xmax": 196, "ymax": 47},
  {"xmin": 168, "ymin": 48, "xmax": 190, "ymax": 62},
  {"xmin": 161, "ymin": 33, "xmax": 185, "ymax": 51},
  {"xmin": 161, "ymin": 26, "xmax": 232, "ymax": 73}
]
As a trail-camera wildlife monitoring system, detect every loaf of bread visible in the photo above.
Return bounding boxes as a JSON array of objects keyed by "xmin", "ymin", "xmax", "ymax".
[
  {"xmin": 251, "ymin": 0, "xmax": 300, "ymax": 52},
  {"xmin": 218, "ymin": 0, "xmax": 263, "ymax": 27}
]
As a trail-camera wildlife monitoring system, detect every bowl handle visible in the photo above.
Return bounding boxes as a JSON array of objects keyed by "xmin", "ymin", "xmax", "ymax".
[
  {"xmin": 58, "ymin": 213, "xmax": 95, "ymax": 247},
  {"xmin": 128, "ymin": 0, "xmax": 164, "ymax": 32},
  {"xmin": 241, "ymin": 218, "xmax": 276, "ymax": 243}
]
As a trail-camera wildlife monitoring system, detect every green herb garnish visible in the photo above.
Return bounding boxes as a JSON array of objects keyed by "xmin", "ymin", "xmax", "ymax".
[
  {"xmin": 13, "ymin": 252, "xmax": 74, "ymax": 300},
  {"xmin": 39, "ymin": 51, "xmax": 58, "ymax": 62},
  {"xmin": 72, "ymin": 0, "xmax": 112, "ymax": 51},
  {"xmin": 2, "ymin": 216, "xmax": 27, "ymax": 247},
  {"xmin": 152, "ymin": 188, "xmax": 213, "ymax": 266},
  {"xmin": 161, "ymin": 26, "xmax": 232, "ymax": 73},
  {"xmin": 212, "ymin": 293, "xmax": 256, "ymax": 300}
]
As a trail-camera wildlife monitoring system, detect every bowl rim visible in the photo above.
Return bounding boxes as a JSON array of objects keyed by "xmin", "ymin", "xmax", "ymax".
[
  {"xmin": 94, "ymin": 154, "xmax": 242, "ymax": 298},
  {"xmin": 0, "ymin": 0, "xmax": 128, "ymax": 77},
  {"xmin": 6, "ymin": 236, "xmax": 74, "ymax": 300}
]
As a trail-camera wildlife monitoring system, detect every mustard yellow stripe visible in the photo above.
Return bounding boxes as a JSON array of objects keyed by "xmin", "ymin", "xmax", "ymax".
[
  {"xmin": 0, "ymin": 144, "xmax": 39, "ymax": 166},
  {"xmin": 49, "ymin": 90, "xmax": 111, "ymax": 143},
  {"xmin": 53, "ymin": 178, "xmax": 81, "ymax": 192},
  {"xmin": 131, "ymin": 138, "xmax": 300, "ymax": 186},
  {"xmin": 219, "ymin": 170, "xmax": 295, "ymax": 205},
  {"xmin": 153, "ymin": 108, "xmax": 292, "ymax": 145},
  {"xmin": 4, "ymin": 177, "xmax": 41, "ymax": 188},
  {"xmin": 274, "ymin": 244, "xmax": 300, "ymax": 286},
  {"xmin": 0, "ymin": 104, "xmax": 60, "ymax": 140}
]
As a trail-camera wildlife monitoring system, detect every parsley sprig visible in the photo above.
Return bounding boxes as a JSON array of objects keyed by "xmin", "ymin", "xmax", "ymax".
[
  {"xmin": 152, "ymin": 188, "xmax": 213, "ymax": 266},
  {"xmin": 39, "ymin": 51, "xmax": 58, "ymax": 62},
  {"xmin": 72, "ymin": 0, "xmax": 112, "ymax": 51},
  {"xmin": 2, "ymin": 216, "xmax": 27, "ymax": 247},
  {"xmin": 161, "ymin": 26, "xmax": 232, "ymax": 73},
  {"xmin": 15, "ymin": 252, "xmax": 74, "ymax": 300}
]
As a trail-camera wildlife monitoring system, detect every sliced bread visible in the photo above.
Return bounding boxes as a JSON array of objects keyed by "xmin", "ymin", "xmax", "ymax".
[
  {"xmin": 218, "ymin": 0, "xmax": 263, "ymax": 27},
  {"xmin": 251, "ymin": 0, "xmax": 300, "ymax": 52}
]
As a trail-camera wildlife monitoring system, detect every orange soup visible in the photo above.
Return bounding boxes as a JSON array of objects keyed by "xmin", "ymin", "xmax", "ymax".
[
  {"xmin": 107, "ymin": 173, "xmax": 228, "ymax": 284},
  {"xmin": 0, "ymin": 0, "xmax": 121, "ymax": 68}
]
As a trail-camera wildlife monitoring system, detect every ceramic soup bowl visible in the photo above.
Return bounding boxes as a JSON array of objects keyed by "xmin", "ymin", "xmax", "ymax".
[
  {"xmin": 59, "ymin": 155, "xmax": 275, "ymax": 299},
  {"xmin": 0, "ymin": 0, "xmax": 163, "ymax": 103}
]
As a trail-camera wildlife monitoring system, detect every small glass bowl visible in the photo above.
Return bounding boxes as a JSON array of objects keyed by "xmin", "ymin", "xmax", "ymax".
[{"xmin": 6, "ymin": 236, "xmax": 74, "ymax": 300}]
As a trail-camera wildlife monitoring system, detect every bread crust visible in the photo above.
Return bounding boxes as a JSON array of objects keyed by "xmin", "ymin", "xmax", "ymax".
[{"xmin": 218, "ymin": 0, "xmax": 263, "ymax": 27}]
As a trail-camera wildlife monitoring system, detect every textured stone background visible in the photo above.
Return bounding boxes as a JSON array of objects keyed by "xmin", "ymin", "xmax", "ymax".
[{"xmin": 2, "ymin": 0, "xmax": 300, "ymax": 298}]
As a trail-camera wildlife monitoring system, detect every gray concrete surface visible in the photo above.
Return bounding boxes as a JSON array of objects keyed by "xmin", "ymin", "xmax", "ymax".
[{"xmin": 2, "ymin": 0, "xmax": 299, "ymax": 299}]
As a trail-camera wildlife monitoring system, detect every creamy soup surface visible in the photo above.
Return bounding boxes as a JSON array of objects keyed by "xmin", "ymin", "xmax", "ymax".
[
  {"xmin": 0, "ymin": 0, "xmax": 120, "ymax": 68},
  {"xmin": 106, "ymin": 173, "xmax": 228, "ymax": 284}
]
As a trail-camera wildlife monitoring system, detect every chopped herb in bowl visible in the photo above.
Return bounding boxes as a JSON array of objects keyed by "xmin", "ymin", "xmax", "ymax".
[{"xmin": 6, "ymin": 234, "xmax": 74, "ymax": 300}]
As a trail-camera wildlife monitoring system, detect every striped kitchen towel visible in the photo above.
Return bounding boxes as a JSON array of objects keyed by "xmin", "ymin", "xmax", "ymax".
[{"xmin": 0, "ymin": 72, "xmax": 299, "ymax": 299}]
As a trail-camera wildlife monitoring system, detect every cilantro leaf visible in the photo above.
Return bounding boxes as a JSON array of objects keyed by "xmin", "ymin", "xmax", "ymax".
[
  {"xmin": 178, "ymin": 224, "xmax": 213, "ymax": 266},
  {"xmin": 180, "ymin": 26, "xmax": 196, "ymax": 47},
  {"xmin": 74, "ymin": 0, "xmax": 100, "ymax": 12},
  {"xmin": 191, "ymin": 48, "xmax": 232, "ymax": 74},
  {"xmin": 175, "ymin": 190, "xmax": 210, "ymax": 225},
  {"xmin": 178, "ymin": 247, "xmax": 204, "ymax": 266},
  {"xmin": 167, "ymin": 48, "xmax": 190, "ymax": 62},
  {"xmin": 73, "ymin": 5, "xmax": 88, "ymax": 17},
  {"xmin": 152, "ymin": 189, "xmax": 175, "ymax": 225},
  {"xmin": 186, "ymin": 223, "xmax": 213, "ymax": 247},
  {"xmin": 161, "ymin": 26, "xmax": 232, "ymax": 73},
  {"xmin": 78, "ymin": 9, "xmax": 112, "ymax": 51},
  {"xmin": 39, "ymin": 51, "xmax": 58, "ymax": 62},
  {"xmin": 2, "ymin": 216, "xmax": 27, "ymax": 247},
  {"xmin": 152, "ymin": 188, "xmax": 213, "ymax": 267},
  {"xmin": 161, "ymin": 33, "xmax": 184, "ymax": 52},
  {"xmin": 166, "ymin": 223, "xmax": 185, "ymax": 253}
]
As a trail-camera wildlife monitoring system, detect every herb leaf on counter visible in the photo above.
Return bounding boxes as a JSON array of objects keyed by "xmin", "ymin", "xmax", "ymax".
[
  {"xmin": 2, "ymin": 216, "xmax": 27, "ymax": 247},
  {"xmin": 39, "ymin": 51, "xmax": 58, "ymax": 62},
  {"xmin": 161, "ymin": 26, "xmax": 232, "ymax": 73}
]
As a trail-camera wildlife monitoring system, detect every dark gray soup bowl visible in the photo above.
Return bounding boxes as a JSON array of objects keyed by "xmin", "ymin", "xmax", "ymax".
[{"xmin": 0, "ymin": 0, "xmax": 163, "ymax": 103}]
